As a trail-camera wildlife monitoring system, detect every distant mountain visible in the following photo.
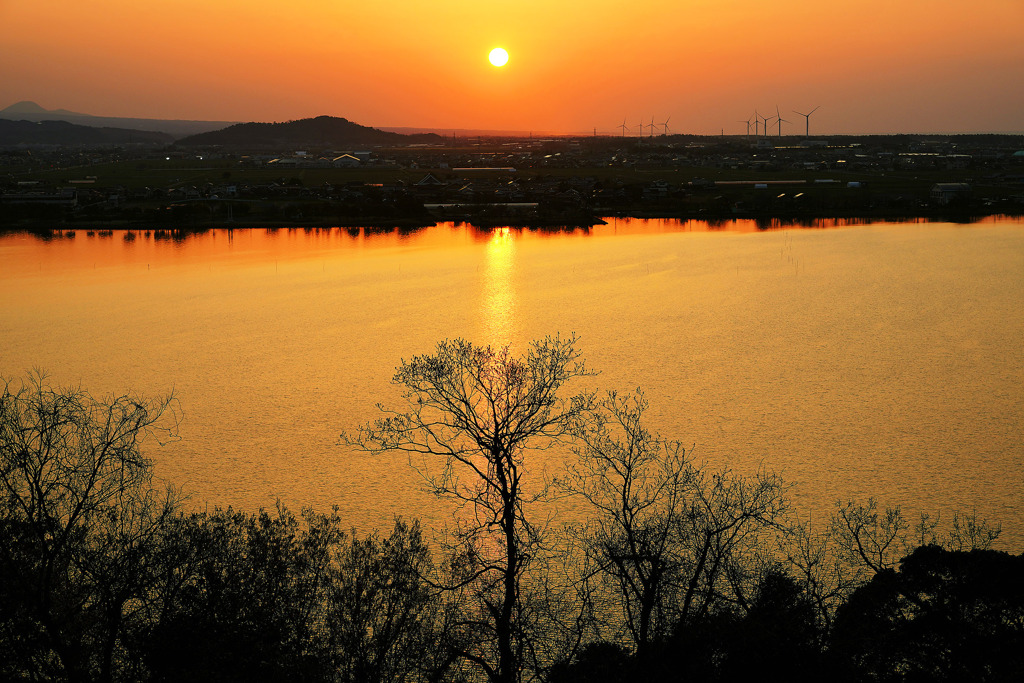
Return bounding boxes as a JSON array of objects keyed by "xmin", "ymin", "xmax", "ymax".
[
  {"xmin": 175, "ymin": 116, "xmax": 445, "ymax": 148},
  {"xmin": 2, "ymin": 101, "xmax": 91, "ymax": 117},
  {"xmin": 0, "ymin": 119, "xmax": 174, "ymax": 147},
  {"xmin": 0, "ymin": 101, "xmax": 236, "ymax": 138}
]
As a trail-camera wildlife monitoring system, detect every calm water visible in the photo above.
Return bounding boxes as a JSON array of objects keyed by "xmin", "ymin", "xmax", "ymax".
[{"xmin": 2, "ymin": 218, "xmax": 1023, "ymax": 546}]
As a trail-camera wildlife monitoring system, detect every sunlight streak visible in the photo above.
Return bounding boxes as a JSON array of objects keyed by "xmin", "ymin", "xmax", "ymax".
[{"xmin": 480, "ymin": 227, "xmax": 518, "ymax": 346}]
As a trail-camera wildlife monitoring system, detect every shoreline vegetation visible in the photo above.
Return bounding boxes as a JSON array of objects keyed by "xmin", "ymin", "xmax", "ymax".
[
  {"xmin": 3, "ymin": 341, "xmax": 1022, "ymax": 683},
  {"xmin": 2, "ymin": 206, "xmax": 1022, "ymax": 236}
]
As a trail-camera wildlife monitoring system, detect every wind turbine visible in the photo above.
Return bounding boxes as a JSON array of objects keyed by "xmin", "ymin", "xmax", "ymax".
[
  {"xmin": 738, "ymin": 118, "xmax": 753, "ymax": 142},
  {"xmin": 647, "ymin": 116, "xmax": 657, "ymax": 138},
  {"xmin": 793, "ymin": 106, "xmax": 820, "ymax": 138},
  {"xmin": 618, "ymin": 117, "xmax": 629, "ymax": 137},
  {"xmin": 775, "ymin": 105, "xmax": 789, "ymax": 138},
  {"xmin": 659, "ymin": 116, "xmax": 671, "ymax": 135},
  {"xmin": 757, "ymin": 110, "xmax": 774, "ymax": 140}
]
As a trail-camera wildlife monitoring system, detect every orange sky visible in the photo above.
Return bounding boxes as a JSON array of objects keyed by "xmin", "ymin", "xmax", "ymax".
[{"xmin": 2, "ymin": 0, "xmax": 1022, "ymax": 134}]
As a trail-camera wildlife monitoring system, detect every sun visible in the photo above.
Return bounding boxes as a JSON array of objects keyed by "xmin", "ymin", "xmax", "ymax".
[{"xmin": 488, "ymin": 47, "xmax": 509, "ymax": 67}]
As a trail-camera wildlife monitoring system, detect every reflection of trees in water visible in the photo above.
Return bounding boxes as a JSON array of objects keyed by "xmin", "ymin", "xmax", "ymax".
[{"xmin": 152, "ymin": 227, "xmax": 207, "ymax": 242}]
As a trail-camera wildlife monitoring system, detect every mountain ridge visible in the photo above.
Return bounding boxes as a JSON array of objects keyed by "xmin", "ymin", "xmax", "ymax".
[
  {"xmin": 0, "ymin": 119, "xmax": 174, "ymax": 147},
  {"xmin": 1, "ymin": 103, "xmax": 451, "ymax": 144},
  {"xmin": 0, "ymin": 101, "xmax": 235, "ymax": 138},
  {"xmin": 2, "ymin": 101, "xmax": 92, "ymax": 117},
  {"xmin": 174, "ymin": 115, "xmax": 445, "ymax": 148}
]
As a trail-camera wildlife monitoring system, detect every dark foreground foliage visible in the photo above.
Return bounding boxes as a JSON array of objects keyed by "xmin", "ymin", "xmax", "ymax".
[
  {"xmin": 136, "ymin": 508, "xmax": 437, "ymax": 683},
  {"xmin": 827, "ymin": 545, "xmax": 1024, "ymax": 682},
  {"xmin": 2, "ymin": 365, "xmax": 1021, "ymax": 683}
]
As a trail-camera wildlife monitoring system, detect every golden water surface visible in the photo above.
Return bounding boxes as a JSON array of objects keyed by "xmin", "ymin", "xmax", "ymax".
[{"xmin": 2, "ymin": 218, "xmax": 1022, "ymax": 545}]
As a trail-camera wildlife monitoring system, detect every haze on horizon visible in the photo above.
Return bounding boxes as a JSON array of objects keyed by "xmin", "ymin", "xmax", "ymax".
[{"xmin": 2, "ymin": 0, "xmax": 1022, "ymax": 136}]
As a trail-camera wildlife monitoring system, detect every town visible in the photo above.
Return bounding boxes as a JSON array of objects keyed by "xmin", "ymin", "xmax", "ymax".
[{"xmin": 3, "ymin": 127, "xmax": 1023, "ymax": 231}]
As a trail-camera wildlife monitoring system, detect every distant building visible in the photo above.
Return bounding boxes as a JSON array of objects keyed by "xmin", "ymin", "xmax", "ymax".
[
  {"xmin": 1, "ymin": 188, "xmax": 77, "ymax": 205},
  {"xmin": 930, "ymin": 182, "xmax": 972, "ymax": 205},
  {"xmin": 332, "ymin": 154, "xmax": 361, "ymax": 168}
]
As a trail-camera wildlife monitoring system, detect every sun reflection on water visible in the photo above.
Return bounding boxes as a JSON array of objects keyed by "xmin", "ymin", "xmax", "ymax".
[{"xmin": 480, "ymin": 228, "xmax": 517, "ymax": 346}]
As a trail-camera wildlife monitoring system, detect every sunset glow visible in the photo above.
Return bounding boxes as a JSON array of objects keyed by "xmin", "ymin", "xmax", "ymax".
[{"xmin": 1, "ymin": 0, "xmax": 1022, "ymax": 133}]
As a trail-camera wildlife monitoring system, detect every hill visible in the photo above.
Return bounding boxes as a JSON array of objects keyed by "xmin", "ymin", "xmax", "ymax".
[
  {"xmin": 2, "ymin": 101, "xmax": 92, "ymax": 117},
  {"xmin": 175, "ymin": 116, "xmax": 446, "ymax": 148},
  {"xmin": 0, "ymin": 119, "xmax": 174, "ymax": 147}
]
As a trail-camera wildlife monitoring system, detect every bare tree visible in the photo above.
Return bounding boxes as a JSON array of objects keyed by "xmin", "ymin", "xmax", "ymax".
[
  {"xmin": 0, "ymin": 372, "xmax": 180, "ymax": 683},
  {"xmin": 561, "ymin": 390, "xmax": 692, "ymax": 655},
  {"xmin": 562, "ymin": 390, "xmax": 787, "ymax": 659},
  {"xmin": 944, "ymin": 509, "xmax": 1002, "ymax": 551},
  {"xmin": 831, "ymin": 498, "xmax": 999, "ymax": 574},
  {"xmin": 343, "ymin": 336, "xmax": 596, "ymax": 683},
  {"xmin": 831, "ymin": 498, "xmax": 911, "ymax": 574},
  {"xmin": 780, "ymin": 516, "xmax": 861, "ymax": 639},
  {"xmin": 782, "ymin": 498, "xmax": 1003, "ymax": 638},
  {"xmin": 676, "ymin": 463, "xmax": 789, "ymax": 620}
]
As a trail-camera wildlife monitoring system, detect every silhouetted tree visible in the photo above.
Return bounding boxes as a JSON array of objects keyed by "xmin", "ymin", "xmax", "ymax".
[
  {"xmin": 548, "ymin": 642, "xmax": 631, "ymax": 683},
  {"xmin": 716, "ymin": 568, "xmax": 822, "ymax": 683},
  {"xmin": 561, "ymin": 390, "xmax": 787, "ymax": 665},
  {"xmin": 829, "ymin": 545, "xmax": 1024, "ymax": 682},
  {"xmin": 783, "ymin": 498, "xmax": 1003, "ymax": 637},
  {"xmin": 781, "ymin": 514, "xmax": 861, "ymax": 639},
  {"xmin": 139, "ymin": 505, "xmax": 334, "ymax": 683},
  {"xmin": 0, "ymin": 373, "xmax": 180, "ymax": 683},
  {"xmin": 325, "ymin": 518, "xmax": 440, "ymax": 683},
  {"xmin": 561, "ymin": 390, "xmax": 693, "ymax": 656},
  {"xmin": 141, "ymin": 506, "xmax": 440, "ymax": 683},
  {"xmin": 832, "ymin": 498, "xmax": 915, "ymax": 574},
  {"xmin": 551, "ymin": 568, "xmax": 823, "ymax": 683},
  {"xmin": 344, "ymin": 336, "xmax": 597, "ymax": 683}
]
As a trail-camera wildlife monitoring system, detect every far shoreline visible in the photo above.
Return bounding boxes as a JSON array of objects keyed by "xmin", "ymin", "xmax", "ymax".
[{"xmin": 2, "ymin": 209, "xmax": 1021, "ymax": 235}]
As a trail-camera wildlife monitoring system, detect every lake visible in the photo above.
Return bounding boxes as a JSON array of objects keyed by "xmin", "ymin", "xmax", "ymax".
[{"xmin": 2, "ymin": 218, "xmax": 1022, "ymax": 546}]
